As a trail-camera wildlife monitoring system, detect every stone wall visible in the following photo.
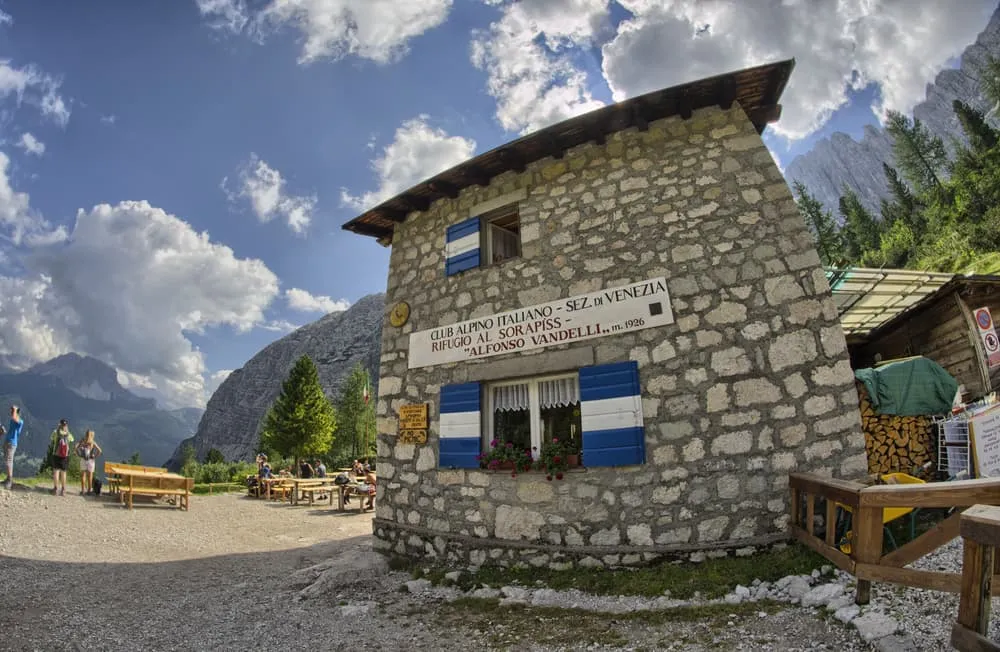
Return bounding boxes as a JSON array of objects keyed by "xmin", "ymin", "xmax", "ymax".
[{"xmin": 372, "ymin": 102, "xmax": 867, "ymax": 569}]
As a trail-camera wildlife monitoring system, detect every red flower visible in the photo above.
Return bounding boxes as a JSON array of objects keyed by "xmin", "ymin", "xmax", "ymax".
[
  {"xmin": 555, "ymin": 472, "xmax": 564, "ymax": 480},
  {"xmin": 552, "ymin": 437, "xmax": 559, "ymax": 443},
  {"xmin": 546, "ymin": 475, "xmax": 552, "ymax": 481},
  {"xmin": 553, "ymin": 456, "xmax": 561, "ymax": 464},
  {"xmin": 510, "ymin": 472, "xmax": 517, "ymax": 478}
]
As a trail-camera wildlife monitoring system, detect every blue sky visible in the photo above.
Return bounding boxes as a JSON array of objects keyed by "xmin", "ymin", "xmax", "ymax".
[{"xmin": 0, "ymin": 0, "xmax": 994, "ymax": 407}]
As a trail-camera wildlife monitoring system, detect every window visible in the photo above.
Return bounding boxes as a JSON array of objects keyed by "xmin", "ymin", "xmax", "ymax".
[
  {"xmin": 485, "ymin": 374, "xmax": 581, "ymax": 457},
  {"xmin": 482, "ymin": 204, "xmax": 521, "ymax": 265},
  {"xmin": 438, "ymin": 361, "xmax": 645, "ymax": 469}
]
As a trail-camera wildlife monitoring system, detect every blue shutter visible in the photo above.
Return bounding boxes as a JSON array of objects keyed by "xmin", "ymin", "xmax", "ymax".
[
  {"xmin": 439, "ymin": 382, "xmax": 481, "ymax": 468},
  {"xmin": 445, "ymin": 217, "xmax": 480, "ymax": 276},
  {"xmin": 579, "ymin": 361, "xmax": 645, "ymax": 467}
]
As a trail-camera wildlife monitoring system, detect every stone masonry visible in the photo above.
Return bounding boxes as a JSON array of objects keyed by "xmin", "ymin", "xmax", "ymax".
[{"xmin": 371, "ymin": 102, "xmax": 867, "ymax": 569}]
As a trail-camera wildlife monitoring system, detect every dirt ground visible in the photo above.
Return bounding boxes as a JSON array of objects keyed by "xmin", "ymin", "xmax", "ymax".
[{"xmin": 0, "ymin": 486, "xmax": 868, "ymax": 651}]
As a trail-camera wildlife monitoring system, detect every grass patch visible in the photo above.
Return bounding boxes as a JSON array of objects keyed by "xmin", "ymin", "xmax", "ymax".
[
  {"xmin": 414, "ymin": 544, "xmax": 826, "ymax": 600},
  {"xmin": 432, "ymin": 597, "xmax": 787, "ymax": 648},
  {"xmin": 192, "ymin": 483, "xmax": 245, "ymax": 495}
]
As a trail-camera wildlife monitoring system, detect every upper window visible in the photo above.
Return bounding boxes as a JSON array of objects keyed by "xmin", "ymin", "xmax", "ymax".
[
  {"xmin": 482, "ymin": 204, "xmax": 521, "ymax": 266},
  {"xmin": 485, "ymin": 374, "xmax": 581, "ymax": 457},
  {"xmin": 444, "ymin": 200, "xmax": 522, "ymax": 277}
]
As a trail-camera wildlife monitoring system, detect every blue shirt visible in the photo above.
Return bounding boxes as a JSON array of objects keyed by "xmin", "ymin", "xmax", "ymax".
[{"xmin": 6, "ymin": 419, "xmax": 23, "ymax": 447}]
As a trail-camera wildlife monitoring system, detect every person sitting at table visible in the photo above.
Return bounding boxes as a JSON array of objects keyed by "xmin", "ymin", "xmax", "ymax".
[
  {"xmin": 299, "ymin": 460, "xmax": 314, "ymax": 479},
  {"xmin": 362, "ymin": 459, "xmax": 372, "ymax": 473},
  {"xmin": 362, "ymin": 471, "xmax": 376, "ymax": 511},
  {"xmin": 278, "ymin": 466, "xmax": 292, "ymax": 478},
  {"xmin": 351, "ymin": 459, "xmax": 363, "ymax": 476},
  {"xmin": 259, "ymin": 463, "xmax": 272, "ymax": 479},
  {"xmin": 314, "ymin": 459, "xmax": 327, "ymax": 478}
]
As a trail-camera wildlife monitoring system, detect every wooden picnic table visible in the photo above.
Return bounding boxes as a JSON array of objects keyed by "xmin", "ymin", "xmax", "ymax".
[
  {"xmin": 286, "ymin": 477, "xmax": 341, "ymax": 506},
  {"xmin": 115, "ymin": 469, "xmax": 193, "ymax": 510}
]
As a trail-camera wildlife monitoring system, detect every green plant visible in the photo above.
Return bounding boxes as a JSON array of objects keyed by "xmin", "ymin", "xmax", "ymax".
[
  {"xmin": 535, "ymin": 437, "xmax": 574, "ymax": 480},
  {"xmin": 260, "ymin": 355, "xmax": 337, "ymax": 474},
  {"xmin": 477, "ymin": 438, "xmax": 533, "ymax": 476},
  {"xmin": 205, "ymin": 448, "xmax": 225, "ymax": 464}
]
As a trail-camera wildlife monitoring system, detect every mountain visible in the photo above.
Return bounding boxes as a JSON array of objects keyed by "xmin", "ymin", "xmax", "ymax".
[
  {"xmin": 168, "ymin": 293, "xmax": 385, "ymax": 466},
  {"xmin": 0, "ymin": 358, "xmax": 202, "ymax": 473},
  {"xmin": 786, "ymin": 6, "xmax": 1000, "ymax": 216},
  {"xmin": 29, "ymin": 353, "xmax": 155, "ymax": 409}
]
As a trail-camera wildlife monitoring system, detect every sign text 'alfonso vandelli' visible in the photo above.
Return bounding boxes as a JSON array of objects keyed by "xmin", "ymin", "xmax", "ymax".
[{"xmin": 407, "ymin": 277, "xmax": 674, "ymax": 369}]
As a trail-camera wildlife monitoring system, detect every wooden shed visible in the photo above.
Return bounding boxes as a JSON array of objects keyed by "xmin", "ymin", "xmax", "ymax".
[{"xmin": 828, "ymin": 268, "xmax": 1000, "ymax": 401}]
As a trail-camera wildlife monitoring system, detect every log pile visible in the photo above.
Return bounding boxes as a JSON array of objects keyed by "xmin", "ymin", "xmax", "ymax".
[{"xmin": 857, "ymin": 383, "xmax": 936, "ymax": 474}]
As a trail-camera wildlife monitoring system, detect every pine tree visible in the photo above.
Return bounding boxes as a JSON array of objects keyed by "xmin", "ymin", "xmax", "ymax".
[
  {"xmin": 260, "ymin": 355, "xmax": 336, "ymax": 475},
  {"xmin": 334, "ymin": 363, "xmax": 376, "ymax": 462},
  {"xmin": 953, "ymin": 100, "xmax": 999, "ymax": 153},
  {"xmin": 838, "ymin": 188, "xmax": 882, "ymax": 262},
  {"xmin": 885, "ymin": 110, "xmax": 949, "ymax": 196},
  {"xmin": 879, "ymin": 164, "xmax": 926, "ymax": 237},
  {"xmin": 793, "ymin": 181, "xmax": 843, "ymax": 266},
  {"xmin": 205, "ymin": 448, "xmax": 225, "ymax": 464}
]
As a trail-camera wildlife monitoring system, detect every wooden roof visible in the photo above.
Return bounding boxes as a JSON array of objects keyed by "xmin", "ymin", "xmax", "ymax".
[{"xmin": 342, "ymin": 59, "xmax": 796, "ymax": 242}]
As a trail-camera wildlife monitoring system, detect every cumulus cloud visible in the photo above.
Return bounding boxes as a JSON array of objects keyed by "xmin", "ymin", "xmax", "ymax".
[
  {"xmin": 285, "ymin": 287, "xmax": 350, "ymax": 313},
  {"xmin": 16, "ymin": 132, "xmax": 44, "ymax": 156},
  {"xmin": 204, "ymin": 368, "xmax": 234, "ymax": 398},
  {"xmin": 224, "ymin": 154, "xmax": 316, "ymax": 234},
  {"xmin": 470, "ymin": 0, "xmax": 607, "ymax": 134},
  {"xmin": 0, "ymin": 59, "xmax": 70, "ymax": 126},
  {"xmin": 196, "ymin": 0, "xmax": 452, "ymax": 65},
  {"xmin": 600, "ymin": 0, "xmax": 995, "ymax": 140},
  {"xmin": 0, "ymin": 192, "xmax": 281, "ymax": 408},
  {"xmin": 0, "ymin": 151, "xmax": 66, "ymax": 246},
  {"xmin": 341, "ymin": 115, "xmax": 476, "ymax": 211}
]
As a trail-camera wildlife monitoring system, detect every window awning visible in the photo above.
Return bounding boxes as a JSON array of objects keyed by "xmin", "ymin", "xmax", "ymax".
[{"xmin": 825, "ymin": 267, "xmax": 956, "ymax": 339}]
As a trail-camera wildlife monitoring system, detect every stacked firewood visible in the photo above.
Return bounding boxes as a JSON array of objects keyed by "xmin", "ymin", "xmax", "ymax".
[{"xmin": 857, "ymin": 383, "xmax": 936, "ymax": 474}]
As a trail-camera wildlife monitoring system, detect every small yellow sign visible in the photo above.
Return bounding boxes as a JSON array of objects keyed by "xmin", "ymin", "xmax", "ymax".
[
  {"xmin": 399, "ymin": 429, "xmax": 427, "ymax": 444},
  {"xmin": 389, "ymin": 301, "xmax": 410, "ymax": 328},
  {"xmin": 399, "ymin": 403, "xmax": 429, "ymax": 430}
]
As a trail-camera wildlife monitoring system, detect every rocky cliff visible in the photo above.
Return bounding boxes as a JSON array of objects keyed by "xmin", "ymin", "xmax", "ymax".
[
  {"xmin": 786, "ymin": 7, "xmax": 1000, "ymax": 216},
  {"xmin": 169, "ymin": 293, "xmax": 385, "ymax": 465}
]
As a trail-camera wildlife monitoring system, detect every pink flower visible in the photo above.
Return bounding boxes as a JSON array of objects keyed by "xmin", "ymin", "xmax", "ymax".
[
  {"xmin": 489, "ymin": 439, "xmax": 499, "ymax": 448},
  {"xmin": 505, "ymin": 442, "xmax": 513, "ymax": 448},
  {"xmin": 552, "ymin": 437, "xmax": 559, "ymax": 443}
]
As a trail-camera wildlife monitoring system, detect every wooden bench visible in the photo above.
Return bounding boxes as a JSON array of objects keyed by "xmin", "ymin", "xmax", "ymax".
[
  {"xmin": 105, "ymin": 462, "xmax": 168, "ymax": 495},
  {"xmin": 117, "ymin": 471, "xmax": 193, "ymax": 510},
  {"xmin": 298, "ymin": 480, "xmax": 339, "ymax": 506},
  {"xmin": 338, "ymin": 484, "xmax": 373, "ymax": 513}
]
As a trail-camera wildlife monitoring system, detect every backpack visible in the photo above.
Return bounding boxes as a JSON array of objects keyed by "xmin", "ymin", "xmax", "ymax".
[
  {"xmin": 334, "ymin": 473, "xmax": 350, "ymax": 486},
  {"xmin": 92, "ymin": 477, "xmax": 102, "ymax": 497},
  {"xmin": 55, "ymin": 434, "xmax": 69, "ymax": 458}
]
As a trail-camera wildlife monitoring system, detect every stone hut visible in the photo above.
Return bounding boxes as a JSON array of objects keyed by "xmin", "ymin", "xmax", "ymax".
[{"xmin": 342, "ymin": 59, "xmax": 868, "ymax": 569}]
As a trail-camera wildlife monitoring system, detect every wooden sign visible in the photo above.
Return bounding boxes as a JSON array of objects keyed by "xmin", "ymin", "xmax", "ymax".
[
  {"xmin": 399, "ymin": 429, "xmax": 427, "ymax": 444},
  {"xmin": 398, "ymin": 403, "xmax": 428, "ymax": 430}
]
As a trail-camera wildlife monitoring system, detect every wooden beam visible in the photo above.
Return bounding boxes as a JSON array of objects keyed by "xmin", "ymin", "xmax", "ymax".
[
  {"xmin": 718, "ymin": 77, "xmax": 739, "ymax": 110},
  {"xmin": 380, "ymin": 207, "xmax": 408, "ymax": 223},
  {"xmin": 499, "ymin": 149, "xmax": 526, "ymax": 173},
  {"xmin": 790, "ymin": 526, "xmax": 855, "ymax": 573},
  {"xmin": 399, "ymin": 194, "xmax": 430, "ymax": 212},
  {"xmin": 678, "ymin": 94, "xmax": 693, "ymax": 120},
  {"xmin": 463, "ymin": 167, "xmax": 491, "ymax": 187},
  {"xmin": 950, "ymin": 622, "xmax": 1000, "ymax": 652},
  {"xmin": 428, "ymin": 180, "xmax": 460, "ymax": 198},
  {"xmin": 881, "ymin": 510, "xmax": 963, "ymax": 568},
  {"xmin": 859, "ymin": 477, "xmax": 1000, "ymax": 509},
  {"xmin": 543, "ymin": 134, "xmax": 565, "ymax": 159},
  {"xmin": 631, "ymin": 103, "xmax": 649, "ymax": 131},
  {"xmin": 957, "ymin": 538, "xmax": 994, "ymax": 637}
]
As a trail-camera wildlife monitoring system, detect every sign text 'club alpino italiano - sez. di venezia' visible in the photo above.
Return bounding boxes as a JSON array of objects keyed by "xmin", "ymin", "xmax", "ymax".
[{"xmin": 407, "ymin": 277, "xmax": 674, "ymax": 369}]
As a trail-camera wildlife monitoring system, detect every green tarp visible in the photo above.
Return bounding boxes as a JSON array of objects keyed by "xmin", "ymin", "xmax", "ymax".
[{"xmin": 854, "ymin": 357, "xmax": 959, "ymax": 417}]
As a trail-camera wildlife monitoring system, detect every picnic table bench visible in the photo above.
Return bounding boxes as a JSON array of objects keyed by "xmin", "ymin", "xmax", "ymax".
[
  {"xmin": 116, "ymin": 469, "xmax": 193, "ymax": 510},
  {"xmin": 104, "ymin": 462, "xmax": 168, "ymax": 495}
]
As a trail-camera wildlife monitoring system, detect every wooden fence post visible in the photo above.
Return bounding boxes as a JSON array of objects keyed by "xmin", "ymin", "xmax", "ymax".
[{"xmin": 854, "ymin": 504, "xmax": 883, "ymax": 605}]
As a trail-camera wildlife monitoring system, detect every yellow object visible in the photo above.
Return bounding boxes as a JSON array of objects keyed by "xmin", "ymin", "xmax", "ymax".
[{"xmin": 836, "ymin": 472, "xmax": 926, "ymax": 554}]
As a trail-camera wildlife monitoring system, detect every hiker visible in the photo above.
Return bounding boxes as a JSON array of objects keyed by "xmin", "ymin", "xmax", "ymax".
[
  {"xmin": 2, "ymin": 405, "xmax": 23, "ymax": 490},
  {"xmin": 362, "ymin": 471, "xmax": 376, "ymax": 511},
  {"xmin": 50, "ymin": 419, "xmax": 74, "ymax": 496},
  {"xmin": 75, "ymin": 430, "xmax": 102, "ymax": 495},
  {"xmin": 299, "ymin": 459, "xmax": 314, "ymax": 479}
]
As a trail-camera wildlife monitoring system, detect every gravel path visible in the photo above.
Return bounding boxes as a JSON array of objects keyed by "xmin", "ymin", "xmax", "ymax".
[{"xmin": 0, "ymin": 486, "xmax": 985, "ymax": 651}]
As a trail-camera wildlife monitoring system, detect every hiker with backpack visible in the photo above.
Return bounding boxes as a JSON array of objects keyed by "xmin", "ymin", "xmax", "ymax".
[
  {"xmin": 75, "ymin": 430, "xmax": 102, "ymax": 495},
  {"xmin": 2, "ymin": 405, "xmax": 23, "ymax": 490},
  {"xmin": 50, "ymin": 419, "xmax": 74, "ymax": 496}
]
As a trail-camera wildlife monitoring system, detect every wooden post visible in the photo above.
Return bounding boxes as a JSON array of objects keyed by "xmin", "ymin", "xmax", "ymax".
[
  {"xmin": 806, "ymin": 493, "xmax": 816, "ymax": 536},
  {"xmin": 825, "ymin": 499, "xmax": 838, "ymax": 547},
  {"xmin": 790, "ymin": 486, "xmax": 801, "ymax": 529},
  {"xmin": 854, "ymin": 504, "xmax": 884, "ymax": 605},
  {"xmin": 957, "ymin": 538, "xmax": 994, "ymax": 636}
]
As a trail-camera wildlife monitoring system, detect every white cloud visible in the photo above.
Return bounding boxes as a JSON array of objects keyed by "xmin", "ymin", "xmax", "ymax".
[
  {"xmin": 0, "ymin": 151, "xmax": 66, "ymax": 246},
  {"xmin": 601, "ymin": 0, "xmax": 995, "ymax": 141},
  {"xmin": 100, "ymin": 114, "xmax": 117, "ymax": 125},
  {"xmin": 0, "ymin": 194, "xmax": 281, "ymax": 408},
  {"xmin": 224, "ymin": 154, "xmax": 316, "ymax": 234},
  {"xmin": 16, "ymin": 132, "xmax": 44, "ymax": 156},
  {"xmin": 341, "ymin": 116, "xmax": 476, "ymax": 211},
  {"xmin": 285, "ymin": 287, "xmax": 350, "ymax": 313},
  {"xmin": 259, "ymin": 319, "xmax": 300, "ymax": 332},
  {"xmin": 470, "ymin": 0, "xmax": 607, "ymax": 135},
  {"xmin": 0, "ymin": 59, "xmax": 70, "ymax": 126},
  {"xmin": 0, "ymin": 10, "xmax": 12, "ymax": 26},
  {"xmin": 196, "ymin": 0, "xmax": 452, "ymax": 65}
]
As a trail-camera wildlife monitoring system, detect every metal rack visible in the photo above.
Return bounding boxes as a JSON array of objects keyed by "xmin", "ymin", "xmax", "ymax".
[{"xmin": 933, "ymin": 415, "xmax": 972, "ymax": 479}]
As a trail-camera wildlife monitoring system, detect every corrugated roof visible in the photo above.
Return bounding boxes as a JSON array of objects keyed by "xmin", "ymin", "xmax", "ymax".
[
  {"xmin": 342, "ymin": 59, "xmax": 796, "ymax": 243},
  {"xmin": 826, "ymin": 267, "xmax": 958, "ymax": 338}
]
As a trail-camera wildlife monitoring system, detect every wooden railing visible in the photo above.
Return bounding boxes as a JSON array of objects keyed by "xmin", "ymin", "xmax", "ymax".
[
  {"xmin": 951, "ymin": 505, "xmax": 1000, "ymax": 652},
  {"xmin": 788, "ymin": 473, "xmax": 1000, "ymax": 605}
]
